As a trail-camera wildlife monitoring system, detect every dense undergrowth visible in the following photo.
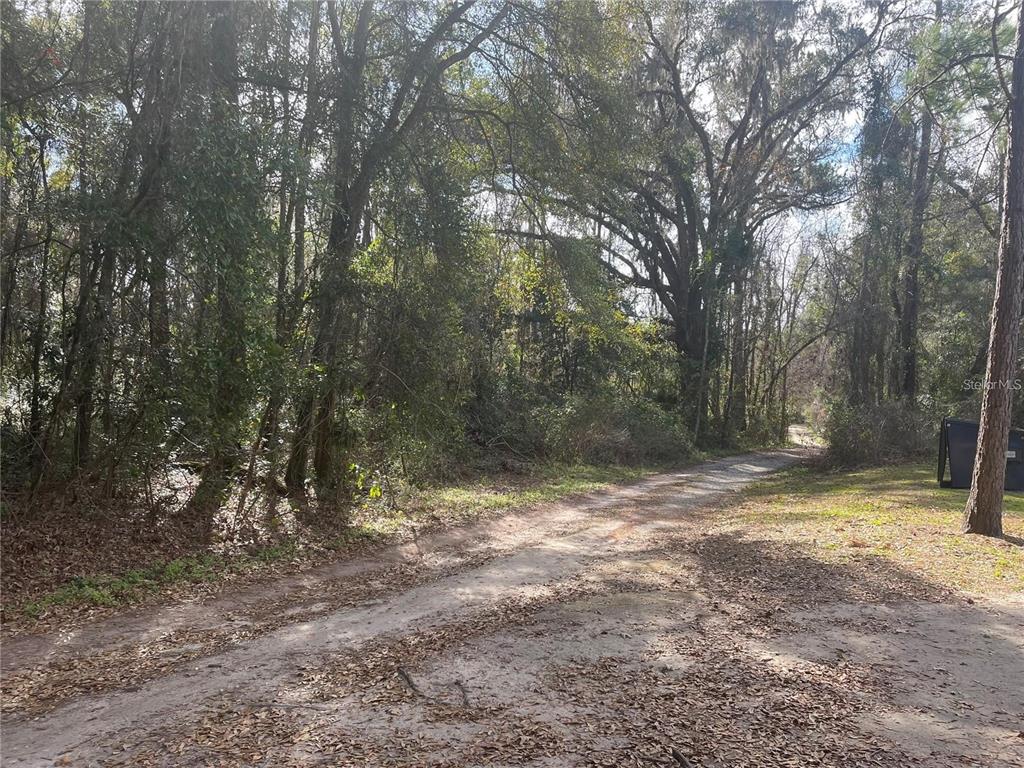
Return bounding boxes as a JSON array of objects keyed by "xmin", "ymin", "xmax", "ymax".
[{"xmin": 821, "ymin": 401, "xmax": 937, "ymax": 467}]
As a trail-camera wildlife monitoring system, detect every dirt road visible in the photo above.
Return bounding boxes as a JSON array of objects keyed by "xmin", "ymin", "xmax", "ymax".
[{"xmin": 3, "ymin": 449, "xmax": 1022, "ymax": 767}]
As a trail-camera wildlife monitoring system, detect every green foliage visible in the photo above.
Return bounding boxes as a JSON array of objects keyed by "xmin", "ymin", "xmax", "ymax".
[
  {"xmin": 3, "ymin": 0, "xmax": 1008, "ymax": 556},
  {"xmin": 537, "ymin": 393, "xmax": 695, "ymax": 465},
  {"xmin": 823, "ymin": 400, "xmax": 935, "ymax": 468},
  {"xmin": 22, "ymin": 554, "xmax": 223, "ymax": 617}
]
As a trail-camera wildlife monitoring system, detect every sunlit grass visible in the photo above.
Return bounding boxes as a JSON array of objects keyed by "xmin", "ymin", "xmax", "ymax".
[
  {"xmin": 404, "ymin": 463, "xmax": 652, "ymax": 519},
  {"xmin": 732, "ymin": 463, "xmax": 1024, "ymax": 595}
]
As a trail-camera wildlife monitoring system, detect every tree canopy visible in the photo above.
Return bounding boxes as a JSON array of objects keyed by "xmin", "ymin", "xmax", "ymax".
[{"xmin": 2, "ymin": 0, "xmax": 1019, "ymax": 538}]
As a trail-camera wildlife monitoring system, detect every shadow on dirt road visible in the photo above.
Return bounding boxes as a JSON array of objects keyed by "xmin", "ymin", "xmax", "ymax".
[{"xmin": 4, "ymin": 446, "xmax": 1021, "ymax": 767}]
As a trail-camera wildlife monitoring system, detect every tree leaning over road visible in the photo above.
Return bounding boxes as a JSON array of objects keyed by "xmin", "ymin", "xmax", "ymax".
[{"xmin": 963, "ymin": 5, "xmax": 1024, "ymax": 538}]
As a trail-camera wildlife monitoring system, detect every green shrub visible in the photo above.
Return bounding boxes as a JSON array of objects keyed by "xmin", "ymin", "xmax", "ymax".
[
  {"xmin": 824, "ymin": 400, "xmax": 935, "ymax": 467},
  {"xmin": 540, "ymin": 393, "xmax": 694, "ymax": 465}
]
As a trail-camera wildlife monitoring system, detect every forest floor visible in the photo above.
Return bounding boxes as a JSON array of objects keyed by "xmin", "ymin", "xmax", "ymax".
[{"xmin": 2, "ymin": 448, "xmax": 1023, "ymax": 767}]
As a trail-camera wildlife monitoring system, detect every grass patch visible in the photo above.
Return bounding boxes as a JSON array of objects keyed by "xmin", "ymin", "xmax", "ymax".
[
  {"xmin": 20, "ymin": 543, "xmax": 308, "ymax": 619},
  {"xmin": 405, "ymin": 462, "xmax": 652, "ymax": 521},
  {"xmin": 732, "ymin": 463, "xmax": 1024, "ymax": 595},
  {"xmin": 23, "ymin": 554, "xmax": 222, "ymax": 618}
]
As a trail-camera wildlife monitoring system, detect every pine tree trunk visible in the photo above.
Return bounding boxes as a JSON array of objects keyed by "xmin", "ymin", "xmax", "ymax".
[
  {"xmin": 963, "ymin": 8, "xmax": 1024, "ymax": 537},
  {"xmin": 898, "ymin": 108, "xmax": 932, "ymax": 401},
  {"xmin": 899, "ymin": 0, "xmax": 941, "ymax": 401}
]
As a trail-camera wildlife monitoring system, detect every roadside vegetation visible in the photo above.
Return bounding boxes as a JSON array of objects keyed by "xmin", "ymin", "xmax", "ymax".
[
  {"xmin": 5, "ymin": 2, "xmax": 1024, "ymax": 764},
  {"xmin": 21, "ymin": 448, "xmax": 1022, "ymax": 632},
  {"xmin": 730, "ymin": 463, "xmax": 1024, "ymax": 595},
  {"xmin": 6, "ymin": 0, "xmax": 1023, "ymax": 607},
  {"xmin": 3, "ymin": 460, "xmax": 669, "ymax": 629}
]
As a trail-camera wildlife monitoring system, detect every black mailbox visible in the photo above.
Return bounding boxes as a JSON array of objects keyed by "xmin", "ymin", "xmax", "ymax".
[{"xmin": 937, "ymin": 417, "xmax": 1024, "ymax": 490}]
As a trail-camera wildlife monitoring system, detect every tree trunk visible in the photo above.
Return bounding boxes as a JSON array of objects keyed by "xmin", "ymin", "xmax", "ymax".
[
  {"xmin": 72, "ymin": 5, "xmax": 97, "ymax": 471},
  {"xmin": 260, "ymin": 1, "xmax": 295, "ymax": 479},
  {"xmin": 29, "ymin": 209, "xmax": 52, "ymax": 483},
  {"xmin": 898, "ymin": 3, "xmax": 940, "ymax": 402},
  {"xmin": 283, "ymin": 0, "xmax": 504, "ymax": 492},
  {"xmin": 963, "ymin": 8, "xmax": 1024, "ymax": 538},
  {"xmin": 281, "ymin": 2, "xmax": 320, "ymax": 496},
  {"xmin": 140, "ymin": 5, "xmax": 179, "ymax": 380},
  {"xmin": 188, "ymin": 1, "xmax": 247, "ymax": 535},
  {"xmin": 848, "ymin": 241, "xmax": 873, "ymax": 406},
  {"xmin": 692, "ymin": 280, "xmax": 714, "ymax": 442},
  {"xmin": 724, "ymin": 269, "xmax": 748, "ymax": 438},
  {"xmin": 1, "ymin": 216, "xmax": 27, "ymax": 369},
  {"xmin": 285, "ymin": 394, "xmax": 313, "ymax": 495},
  {"xmin": 73, "ymin": 242, "xmax": 115, "ymax": 470},
  {"xmin": 898, "ymin": 109, "xmax": 930, "ymax": 400},
  {"xmin": 288, "ymin": 0, "xmax": 371, "ymax": 494}
]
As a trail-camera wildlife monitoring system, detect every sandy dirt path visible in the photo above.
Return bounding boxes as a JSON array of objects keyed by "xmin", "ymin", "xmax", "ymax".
[{"xmin": 3, "ymin": 448, "xmax": 1022, "ymax": 767}]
